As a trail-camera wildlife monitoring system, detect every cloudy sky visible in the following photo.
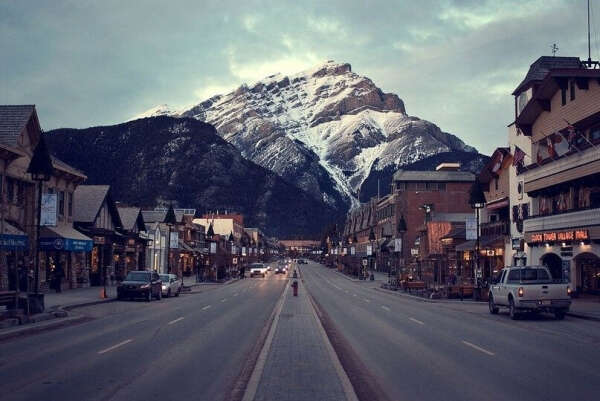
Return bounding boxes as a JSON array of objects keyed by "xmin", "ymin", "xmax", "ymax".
[{"xmin": 1, "ymin": 0, "xmax": 597, "ymax": 154}]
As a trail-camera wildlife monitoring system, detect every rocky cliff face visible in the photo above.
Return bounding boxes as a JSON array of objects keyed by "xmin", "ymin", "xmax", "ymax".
[
  {"xmin": 137, "ymin": 61, "xmax": 479, "ymax": 211},
  {"xmin": 46, "ymin": 117, "xmax": 341, "ymax": 237}
]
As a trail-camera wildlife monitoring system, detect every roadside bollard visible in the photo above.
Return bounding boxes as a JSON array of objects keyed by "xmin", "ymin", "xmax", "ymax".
[{"xmin": 292, "ymin": 281, "xmax": 298, "ymax": 296}]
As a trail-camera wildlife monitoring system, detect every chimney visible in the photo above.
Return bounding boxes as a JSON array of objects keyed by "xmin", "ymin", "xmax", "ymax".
[{"xmin": 436, "ymin": 162, "xmax": 461, "ymax": 171}]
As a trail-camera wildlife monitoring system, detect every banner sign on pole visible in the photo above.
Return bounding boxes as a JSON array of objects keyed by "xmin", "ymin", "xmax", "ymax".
[
  {"xmin": 351, "ymin": 246, "xmax": 355, "ymax": 255},
  {"xmin": 170, "ymin": 232, "xmax": 179, "ymax": 249},
  {"xmin": 40, "ymin": 194, "xmax": 57, "ymax": 226},
  {"xmin": 210, "ymin": 242, "xmax": 216, "ymax": 254},
  {"xmin": 394, "ymin": 238, "xmax": 402, "ymax": 253},
  {"xmin": 466, "ymin": 216, "xmax": 477, "ymax": 240},
  {"xmin": 366, "ymin": 245, "xmax": 373, "ymax": 256}
]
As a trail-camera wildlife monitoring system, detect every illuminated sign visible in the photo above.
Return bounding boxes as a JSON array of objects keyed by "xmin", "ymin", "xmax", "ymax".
[{"xmin": 530, "ymin": 230, "xmax": 589, "ymax": 244}]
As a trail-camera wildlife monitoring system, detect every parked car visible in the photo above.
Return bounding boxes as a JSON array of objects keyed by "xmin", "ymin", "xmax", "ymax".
[
  {"xmin": 488, "ymin": 266, "xmax": 571, "ymax": 320},
  {"xmin": 117, "ymin": 271, "xmax": 162, "ymax": 302},
  {"xmin": 159, "ymin": 273, "xmax": 182, "ymax": 297},
  {"xmin": 250, "ymin": 263, "xmax": 268, "ymax": 278}
]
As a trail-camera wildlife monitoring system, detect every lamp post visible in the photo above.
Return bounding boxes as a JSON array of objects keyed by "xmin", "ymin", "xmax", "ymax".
[
  {"xmin": 228, "ymin": 231, "xmax": 234, "ymax": 279},
  {"xmin": 395, "ymin": 214, "xmax": 407, "ymax": 284},
  {"xmin": 26, "ymin": 135, "xmax": 54, "ymax": 303},
  {"xmin": 163, "ymin": 204, "xmax": 177, "ymax": 274},
  {"xmin": 206, "ymin": 223, "xmax": 214, "ymax": 281},
  {"xmin": 469, "ymin": 178, "xmax": 486, "ymax": 297},
  {"xmin": 368, "ymin": 226, "xmax": 376, "ymax": 281}
]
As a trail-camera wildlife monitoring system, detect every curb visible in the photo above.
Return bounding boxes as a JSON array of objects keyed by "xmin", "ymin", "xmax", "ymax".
[
  {"xmin": 0, "ymin": 315, "xmax": 91, "ymax": 342},
  {"xmin": 61, "ymin": 298, "xmax": 118, "ymax": 311},
  {"xmin": 373, "ymin": 287, "xmax": 484, "ymax": 305},
  {"xmin": 566, "ymin": 312, "xmax": 600, "ymax": 322}
]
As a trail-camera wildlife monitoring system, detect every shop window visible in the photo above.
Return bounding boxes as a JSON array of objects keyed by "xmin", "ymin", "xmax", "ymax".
[
  {"xmin": 396, "ymin": 182, "xmax": 406, "ymax": 191},
  {"xmin": 438, "ymin": 183, "xmax": 446, "ymax": 191},
  {"xmin": 590, "ymin": 126, "xmax": 600, "ymax": 143},
  {"xmin": 6, "ymin": 177, "xmax": 14, "ymax": 203},
  {"xmin": 416, "ymin": 182, "xmax": 426, "ymax": 191},
  {"xmin": 426, "ymin": 182, "xmax": 437, "ymax": 190},
  {"xmin": 68, "ymin": 192, "xmax": 73, "ymax": 217},
  {"xmin": 58, "ymin": 191, "xmax": 65, "ymax": 216}
]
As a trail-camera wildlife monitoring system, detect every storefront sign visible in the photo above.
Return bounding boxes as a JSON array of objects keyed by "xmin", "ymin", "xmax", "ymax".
[
  {"xmin": 530, "ymin": 229, "xmax": 589, "ymax": 244},
  {"xmin": 39, "ymin": 237, "xmax": 93, "ymax": 252},
  {"xmin": 511, "ymin": 238, "xmax": 523, "ymax": 251},
  {"xmin": 210, "ymin": 242, "xmax": 217, "ymax": 254},
  {"xmin": 0, "ymin": 234, "xmax": 28, "ymax": 249},
  {"xmin": 233, "ymin": 257, "xmax": 238, "ymax": 265},
  {"xmin": 362, "ymin": 259, "xmax": 368, "ymax": 266},
  {"xmin": 40, "ymin": 194, "xmax": 57, "ymax": 226}
]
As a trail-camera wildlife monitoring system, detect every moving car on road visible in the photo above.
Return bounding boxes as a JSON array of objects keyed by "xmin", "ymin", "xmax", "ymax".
[
  {"xmin": 488, "ymin": 266, "xmax": 571, "ymax": 320},
  {"xmin": 117, "ymin": 271, "xmax": 162, "ymax": 302},
  {"xmin": 275, "ymin": 263, "xmax": 287, "ymax": 274},
  {"xmin": 160, "ymin": 273, "xmax": 182, "ymax": 297},
  {"xmin": 249, "ymin": 263, "xmax": 268, "ymax": 278}
]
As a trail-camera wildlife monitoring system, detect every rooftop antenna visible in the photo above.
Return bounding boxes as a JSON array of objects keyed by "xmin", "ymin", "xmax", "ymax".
[
  {"xmin": 588, "ymin": 0, "xmax": 592, "ymax": 65},
  {"xmin": 551, "ymin": 43, "xmax": 559, "ymax": 56}
]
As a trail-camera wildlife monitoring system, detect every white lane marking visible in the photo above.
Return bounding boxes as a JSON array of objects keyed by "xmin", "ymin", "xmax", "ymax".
[
  {"xmin": 221, "ymin": 298, "xmax": 227, "ymax": 302},
  {"xmin": 409, "ymin": 317, "xmax": 425, "ymax": 325},
  {"xmin": 168, "ymin": 317, "xmax": 185, "ymax": 325},
  {"xmin": 332, "ymin": 284, "xmax": 341, "ymax": 290},
  {"xmin": 462, "ymin": 340, "xmax": 495, "ymax": 356},
  {"xmin": 364, "ymin": 298, "xmax": 371, "ymax": 303},
  {"xmin": 353, "ymin": 293, "xmax": 357, "ymax": 297},
  {"xmin": 234, "ymin": 293, "xmax": 239, "ymax": 297},
  {"xmin": 202, "ymin": 305, "xmax": 212, "ymax": 310},
  {"xmin": 381, "ymin": 305, "xmax": 391, "ymax": 311},
  {"xmin": 344, "ymin": 290, "xmax": 349, "ymax": 294},
  {"xmin": 98, "ymin": 339, "xmax": 133, "ymax": 354}
]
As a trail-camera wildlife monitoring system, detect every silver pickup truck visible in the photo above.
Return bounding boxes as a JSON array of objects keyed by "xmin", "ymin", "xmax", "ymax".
[{"xmin": 488, "ymin": 266, "xmax": 571, "ymax": 320}]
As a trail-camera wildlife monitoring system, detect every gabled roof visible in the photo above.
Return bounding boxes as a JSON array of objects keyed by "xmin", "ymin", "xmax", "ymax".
[
  {"xmin": 0, "ymin": 105, "xmax": 36, "ymax": 147},
  {"xmin": 512, "ymin": 56, "xmax": 582, "ymax": 95},
  {"xmin": 74, "ymin": 185, "xmax": 122, "ymax": 228},
  {"xmin": 117, "ymin": 206, "xmax": 144, "ymax": 231},
  {"xmin": 393, "ymin": 170, "xmax": 475, "ymax": 182},
  {"xmin": 141, "ymin": 210, "xmax": 184, "ymax": 224}
]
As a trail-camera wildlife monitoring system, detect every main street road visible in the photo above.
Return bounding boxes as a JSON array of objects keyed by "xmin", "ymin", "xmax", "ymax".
[
  {"xmin": 0, "ymin": 271, "xmax": 287, "ymax": 401},
  {"xmin": 301, "ymin": 262, "xmax": 600, "ymax": 401}
]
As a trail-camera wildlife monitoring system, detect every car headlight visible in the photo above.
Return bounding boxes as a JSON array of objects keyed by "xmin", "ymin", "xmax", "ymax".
[
  {"xmin": 162, "ymin": 285, "xmax": 167, "ymax": 290},
  {"xmin": 567, "ymin": 286, "xmax": 572, "ymax": 296}
]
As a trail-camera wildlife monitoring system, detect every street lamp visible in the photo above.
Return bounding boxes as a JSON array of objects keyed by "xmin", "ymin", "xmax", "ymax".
[
  {"xmin": 206, "ymin": 223, "xmax": 214, "ymax": 281},
  {"xmin": 163, "ymin": 204, "xmax": 177, "ymax": 274},
  {"xmin": 228, "ymin": 231, "xmax": 234, "ymax": 279},
  {"xmin": 368, "ymin": 226, "xmax": 376, "ymax": 281},
  {"xmin": 395, "ymin": 214, "xmax": 407, "ymax": 284},
  {"xmin": 469, "ymin": 178, "xmax": 486, "ymax": 295},
  {"xmin": 26, "ymin": 134, "xmax": 54, "ymax": 302}
]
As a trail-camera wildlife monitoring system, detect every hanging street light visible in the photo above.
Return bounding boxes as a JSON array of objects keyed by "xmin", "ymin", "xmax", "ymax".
[{"xmin": 469, "ymin": 178, "xmax": 486, "ymax": 297}]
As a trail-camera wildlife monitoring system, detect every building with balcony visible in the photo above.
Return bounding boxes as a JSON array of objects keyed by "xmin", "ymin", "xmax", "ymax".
[{"xmin": 512, "ymin": 56, "xmax": 600, "ymax": 294}]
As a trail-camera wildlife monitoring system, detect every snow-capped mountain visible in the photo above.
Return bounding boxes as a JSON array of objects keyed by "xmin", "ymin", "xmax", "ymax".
[
  {"xmin": 132, "ymin": 104, "xmax": 178, "ymax": 120},
  {"xmin": 137, "ymin": 61, "xmax": 478, "ymax": 211}
]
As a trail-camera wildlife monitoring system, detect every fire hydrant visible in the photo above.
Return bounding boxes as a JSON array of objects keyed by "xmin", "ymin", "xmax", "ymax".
[{"xmin": 292, "ymin": 280, "xmax": 298, "ymax": 296}]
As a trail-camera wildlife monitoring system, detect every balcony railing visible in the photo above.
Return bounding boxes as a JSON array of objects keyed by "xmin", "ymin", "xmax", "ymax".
[
  {"xmin": 524, "ymin": 207, "xmax": 600, "ymax": 232},
  {"xmin": 481, "ymin": 221, "xmax": 510, "ymax": 236}
]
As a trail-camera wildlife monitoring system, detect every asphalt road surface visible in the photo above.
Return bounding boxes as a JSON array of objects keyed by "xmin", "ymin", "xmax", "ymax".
[
  {"xmin": 300, "ymin": 261, "xmax": 600, "ymax": 401},
  {"xmin": 0, "ymin": 270, "xmax": 287, "ymax": 401}
]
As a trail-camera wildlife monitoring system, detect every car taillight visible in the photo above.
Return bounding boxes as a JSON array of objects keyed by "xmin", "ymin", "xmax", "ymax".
[{"xmin": 518, "ymin": 287, "xmax": 524, "ymax": 297}]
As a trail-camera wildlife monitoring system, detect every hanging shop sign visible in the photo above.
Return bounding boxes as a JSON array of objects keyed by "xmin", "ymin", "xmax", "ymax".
[
  {"xmin": 394, "ymin": 238, "xmax": 402, "ymax": 253},
  {"xmin": 530, "ymin": 229, "xmax": 589, "ymax": 244},
  {"xmin": 40, "ymin": 194, "xmax": 57, "ymax": 226},
  {"xmin": 465, "ymin": 216, "xmax": 477, "ymax": 240}
]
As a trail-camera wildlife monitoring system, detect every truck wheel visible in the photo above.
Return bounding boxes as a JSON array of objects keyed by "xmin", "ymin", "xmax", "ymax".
[
  {"xmin": 488, "ymin": 295, "xmax": 499, "ymax": 314},
  {"xmin": 509, "ymin": 297, "xmax": 518, "ymax": 320},
  {"xmin": 554, "ymin": 310, "xmax": 566, "ymax": 320}
]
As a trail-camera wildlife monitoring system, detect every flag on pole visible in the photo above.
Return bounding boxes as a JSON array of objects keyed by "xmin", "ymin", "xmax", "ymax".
[{"xmin": 512, "ymin": 146, "xmax": 526, "ymax": 167}]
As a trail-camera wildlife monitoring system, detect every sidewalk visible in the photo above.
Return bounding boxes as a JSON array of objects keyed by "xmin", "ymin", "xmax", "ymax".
[
  {"xmin": 44, "ymin": 285, "xmax": 117, "ymax": 310},
  {"xmin": 252, "ymin": 279, "xmax": 356, "ymax": 401}
]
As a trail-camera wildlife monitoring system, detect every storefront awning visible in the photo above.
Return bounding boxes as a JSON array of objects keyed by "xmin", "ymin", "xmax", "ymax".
[
  {"xmin": 40, "ymin": 225, "xmax": 93, "ymax": 252},
  {"xmin": 455, "ymin": 235, "xmax": 505, "ymax": 252},
  {"xmin": 0, "ymin": 222, "xmax": 28, "ymax": 250}
]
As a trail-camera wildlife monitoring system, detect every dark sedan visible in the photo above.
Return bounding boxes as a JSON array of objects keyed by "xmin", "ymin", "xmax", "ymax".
[{"xmin": 117, "ymin": 271, "xmax": 162, "ymax": 302}]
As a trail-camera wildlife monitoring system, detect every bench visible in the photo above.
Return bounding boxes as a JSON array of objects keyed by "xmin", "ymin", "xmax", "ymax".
[
  {"xmin": 447, "ymin": 285, "xmax": 474, "ymax": 299},
  {"xmin": 402, "ymin": 281, "xmax": 426, "ymax": 294}
]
